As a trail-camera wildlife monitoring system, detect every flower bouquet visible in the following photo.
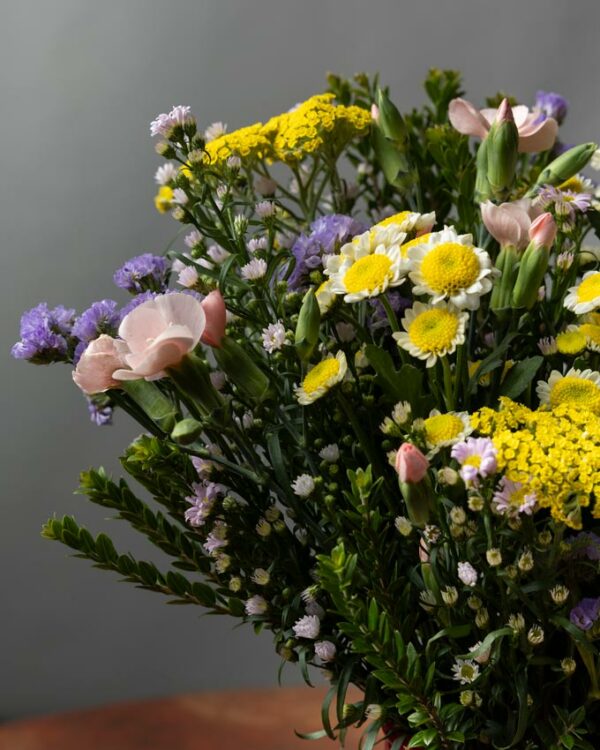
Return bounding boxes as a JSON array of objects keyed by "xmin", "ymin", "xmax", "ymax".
[{"xmin": 13, "ymin": 69, "xmax": 600, "ymax": 749}]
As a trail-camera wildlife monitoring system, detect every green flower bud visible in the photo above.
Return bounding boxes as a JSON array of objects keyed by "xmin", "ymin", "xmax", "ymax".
[
  {"xmin": 375, "ymin": 88, "xmax": 408, "ymax": 144},
  {"xmin": 485, "ymin": 100, "xmax": 519, "ymax": 197},
  {"xmin": 527, "ymin": 142, "xmax": 597, "ymax": 196},
  {"xmin": 214, "ymin": 336, "xmax": 271, "ymax": 401},
  {"xmin": 171, "ymin": 418, "xmax": 204, "ymax": 444},
  {"xmin": 294, "ymin": 288, "xmax": 321, "ymax": 362},
  {"xmin": 120, "ymin": 378, "xmax": 178, "ymax": 433},
  {"xmin": 512, "ymin": 242, "xmax": 550, "ymax": 309},
  {"xmin": 490, "ymin": 244, "xmax": 519, "ymax": 318}
]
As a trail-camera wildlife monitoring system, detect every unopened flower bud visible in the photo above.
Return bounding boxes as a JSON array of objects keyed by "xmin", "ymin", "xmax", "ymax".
[
  {"xmin": 294, "ymin": 288, "xmax": 321, "ymax": 362},
  {"xmin": 527, "ymin": 624, "xmax": 544, "ymax": 645},
  {"xmin": 450, "ymin": 506, "xmax": 467, "ymax": 525},
  {"xmin": 527, "ymin": 142, "xmax": 597, "ymax": 194},
  {"xmin": 475, "ymin": 608, "xmax": 489, "ymax": 628},
  {"xmin": 442, "ymin": 586, "xmax": 459, "ymax": 606},
  {"xmin": 486, "ymin": 548, "xmax": 502, "ymax": 566},
  {"xmin": 518, "ymin": 550, "xmax": 534, "ymax": 572},
  {"xmin": 395, "ymin": 443, "xmax": 429, "ymax": 483},
  {"xmin": 365, "ymin": 704, "xmax": 383, "ymax": 720},
  {"xmin": 438, "ymin": 467, "xmax": 459, "ymax": 486},
  {"xmin": 528, "ymin": 212, "xmax": 557, "ymax": 249},
  {"xmin": 394, "ymin": 515, "xmax": 413, "ymax": 536},
  {"xmin": 561, "ymin": 657, "xmax": 576, "ymax": 676},
  {"xmin": 468, "ymin": 595, "xmax": 482, "ymax": 611},
  {"xmin": 550, "ymin": 585, "xmax": 569, "ymax": 605}
]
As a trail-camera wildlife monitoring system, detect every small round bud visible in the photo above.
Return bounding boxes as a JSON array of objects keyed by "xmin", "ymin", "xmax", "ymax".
[
  {"xmin": 561, "ymin": 657, "xmax": 576, "ymax": 676},
  {"xmin": 475, "ymin": 608, "xmax": 489, "ymax": 629},
  {"xmin": 468, "ymin": 596, "xmax": 482, "ymax": 611},
  {"xmin": 528, "ymin": 625, "xmax": 544, "ymax": 646},
  {"xmin": 438, "ymin": 467, "xmax": 459, "ymax": 486},
  {"xmin": 486, "ymin": 548, "xmax": 502, "ymax": 567},
  {"xmin": 441, "ymin": 586, "xmax": 459, "ymax": 606},
  {"xmin": 450, "ymin": 506, "xmax": 467, "ymax": 525},
  {"xmin": 229, "ymin": 576, "xmax": 242, "ymax": 592},
  {"xmin": 550, "ymin": 585, "xmax": 570, "ymax": 605},
  {"xmin": 518, "ymin": 549, "xmax": 534, "ymax": 572},
  {"xmin": 394, "ymin": 516, "xmax": 412, "ymax": 536}
]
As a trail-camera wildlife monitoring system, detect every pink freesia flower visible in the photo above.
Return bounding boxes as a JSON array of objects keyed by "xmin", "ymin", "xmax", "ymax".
[
  {"xmin": 448, "ymin": 98, "xmax": 558, "ymax": 153},
  {"xmin": 113, "ymin": 293, "xmax": 206, "ymax": 381},
  {"xmin": 200, "ymin": 290, "xmax": 227, "ymax": 348},
  {"xmin": 395, "ymin": 443, "xmax": 429, "ymax": 483},
  {"xmin": 528, "ymin": 212, "xmax": 557, "ymax": 249},
  {"xmin": 480, "ymin": 199, "xmax": 541, "ymax": 250},
  {"xmin": 72, "ymin": 334, "xmax": 131, "ymax": 394}
]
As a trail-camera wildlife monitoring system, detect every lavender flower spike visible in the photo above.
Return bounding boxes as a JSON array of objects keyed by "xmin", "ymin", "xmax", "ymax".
[
  {"xmin": 11, "ymin": 303, "xmax": 75, "ymax": 364},
  {"xmin": 113, "ymin": 253, "xmax": 169, "ymax": 294},
  {"xmin": 72, "ymin": 299, "xmax": 120, "ymax": 344}
]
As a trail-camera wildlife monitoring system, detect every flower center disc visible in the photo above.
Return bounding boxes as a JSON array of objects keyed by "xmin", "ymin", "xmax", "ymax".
[
  {"xmin": 408, "ymin": 309, "xmax": 459, "ymax": 353},
  {"xmin": 302, "ymin": 358, "xmax": 340, "ymax": 395},
  {"xmin": 577, "ymin": 273, "xmax": 600, "ymax": 304},
  {"xmin": 424, "ymin": 414, "xmax": 464, "ymax": 444},
  {"xmin": 420, "ymin": 242, "xmax": 480, "ymax": 295},
  {"xmin": 343, "ymin": 254, "xmax": 393, "ymax": 294},
  {"xmin": 377, "ymin": 211, "xmax": 411, "ymax": 227},
  {"xmin": 550, "ymin": 377, "xmax": 600, "ymax": 414}
]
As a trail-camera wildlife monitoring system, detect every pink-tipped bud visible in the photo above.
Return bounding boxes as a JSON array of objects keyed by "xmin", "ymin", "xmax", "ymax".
[
  {"xmin": 395, "ymin": 443, "xmax": 429, "ymax": 484},
  {"xmin": 528, "ymin": 212, "xmax": 557, "ymax": 249},
  {"xmin": 370, "ymin": 103, "xmax": 380, "ymax": 123},
  {"xmin": 200, "ymin": 289, "xmax": 227, "ymax": 348},
  {"xmin": 495, "ymin": 98, "xmax": 514, "ymax": 124}
]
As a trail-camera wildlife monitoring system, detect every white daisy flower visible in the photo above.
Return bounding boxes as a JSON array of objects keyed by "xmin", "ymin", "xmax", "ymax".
[
  {"xmin": 393, "ymin": 301, "xmax": 469, "ymax": 368},
  {"xmin": 255, "ymin": 200, "xmax": 276, "ymax": 219},
  {"xmin": 325, "ymin": 227, "xmax": 408, "ymax": 303},
  {"xmin": 154, "ymin": 162, "xmax": 178, "ymax": 185},
  {"xmin": 375, "ymin": 210, "xmax": 436, "ymax": 234},
  {"xmin": 204, "ymin": 121, "xmax": 227, "ymax": 142},
  {"xmin": 184, "ymin": 229, "xmax": 203, "ymax": 249},
  {"xmin": 408, "ymin": 227, "xmax": 496, "ymax": 310},
  {"xmin": 291, "ymin": 474, "xmax": 315, "ymax": 498},
  {"xmin": 452, "ymin": 658, "xmax": 480, "ymax": 685},
  {"xmin": 177, "ymin": 266, "xmax": 199, "ymax": 288},
  {"xmin": 564, "ymin": 271, "xmax": 600, "ymax": 314},
  {"xmin": 319, "ymin": 444, "xmax": 339, "ymax": 462},
  {"xmin": 422, "ymin": 409, "xmax": 472, "ymax": 454},
  {"xmin": 172, "ymin": 188, "xmax": 189, "ymax": 206},
  {"xmin": 241, "ymin": 258, "xmax": 268, "ymax": 281},
  {"xmin": 536, "ymin": 368, "xmax": 600, "ymax": 415},
  {"xmin": 294, "ymin": 351, "xmax": 347, "ymax": 405},
  {"xmin": 314, "ymin": 279, "xmax": 336, "ymax": 314},
  {"xmin": 261, "ymin": 321, "xmax": 286, "ymax": 353}
]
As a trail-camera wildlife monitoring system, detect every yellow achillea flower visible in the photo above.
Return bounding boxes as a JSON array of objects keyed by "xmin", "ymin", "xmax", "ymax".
[
  {"xmin": 472, "ymin": 398, "xmax": 600, "ymax": 528},
  {"xmin": 204, "ymin": 123, "xmax": 273, "ymax": 167},
  {"xmin": 154, "ymin": 186, "xmax": 174, "ymax": 213},
  {"xmin": 263, "ymin": 93, "xmax": 370, "ymax": 164}
]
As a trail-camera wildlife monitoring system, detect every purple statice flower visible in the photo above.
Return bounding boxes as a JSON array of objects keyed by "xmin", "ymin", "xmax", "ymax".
[
  {"xmin": 369, "ymin": 291, "xmax": 412, "ymax": 331},
  {"xmin": 87, "ymin": 398, "xmax": 113, "ymax": 426},
  {"xmin": 12, "ymin": 303, "xmax": 75, "ymax": 364},
  {"xmin": 287, "ymin": 214, "xmax": 365, "ymax": 290},
  {"xmin": 184, "ymin": 482, "xmax": 225, "ymax": 527},
  {"xmin": 119, "ymin": 290, "xmax": 157, "ymax": 319},
  {"xmin": 113, "ymin": 253, "xmax": 169, "ymax": 294},
  {"xmin": 150, "ymin": 105, "xmax": 193, "ymax": 138},
  {"xmin": 537, "ymin": 185, "xmax": 592, "ymax": 219},
  {"xmin": 570, "ymin": 597, "xmax": 600, "ymax": 631},
  {"xmin": 451, "ymin": 438, "xmax": 497, "ymax": 485},
  {"xmin": 566, "ymin": 532, "xmax": 600, "ymax": 561},
  {"xmin": 72, "ymin": 299, "xmax": 120, "ymax": 344},
  {"xmin": 534, "ymin": 91, "xmax": 568, "ymax": 125}
]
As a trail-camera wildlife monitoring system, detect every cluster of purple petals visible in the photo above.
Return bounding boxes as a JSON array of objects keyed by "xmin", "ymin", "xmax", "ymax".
[
  {"xmin": 73, "ymin": 299, "xmax": 121, "ymax": 343},
  {"xmin": 113, "ymin": 253, "xmax": 169, "ymax": 294},
  {"xmin": 287, "ymin": 214, "xmax": 365, "ymax": 290},
  {"xmin": 570, "ymin": 597, "xmax": 600, "ymax": 631},
  {"xmin": 184, "ymin": 481, "xmax": 225, "ymax": 527},
  {"xmin": 87, "ymin": 398, "xmax": 113, "ymax": 426},
  {"xmin": 534, "ymin": 91, "xmax": 568, "ymax": 125},
  {"xmin": 566, "ymin": 532, "xmax": 600, "ymax": 561},
  {"xmin": 369, "ymin": 291, "xmax": 412, "ymax": 330},
  {"xmin": 11, "ymin": 303, "xmax": 75, "ymax": 364}
]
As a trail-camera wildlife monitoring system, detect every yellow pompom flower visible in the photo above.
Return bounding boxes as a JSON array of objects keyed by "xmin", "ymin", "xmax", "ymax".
[
  {"xmin": 564, "ymin": 271, "xmax": 600, "ymax": 315},
  {"xmin": 422, "ymin": 410, "xmax": 472, "ymax": 454},
  {"xmin": 536, "ymin": 368, "xmax": 600, "ymax": 415},
  {"xmin": 408, "ymin": 227, "xmax": 496, "ymax": 310},
  {"xmin": 393, "ymin": 301, "xmax": 468, "ymax": 368},
  {"xmin": 204, "ymin": 123, "xmax": 272, "ymax": 168},
  {"xmin": 295, "ymin": 351, "xmax": 347, "ymax": 405},
  {"xmin": 154, "ymin": 186, "xmax": 174, "ymax": 213},
  {"xmin": 556, "ymin": 328, "xmax": 587, "ymax": 356}
]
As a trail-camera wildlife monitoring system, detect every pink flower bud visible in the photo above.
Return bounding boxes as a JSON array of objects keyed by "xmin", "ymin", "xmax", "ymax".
[
  {"xmin": 200, "ymin": 290, "xmax": 227, "ymax": 348},
  {"xmin": 370, "ymin": 103, "xmax": 380, "ymax": 123},
  {"xmin": 395, "ymin": 443, "xmax": 429, "ymax": 484},
  {"xmin": 72, "ymin": 335, "xmax": 130, "ymax": 395},
  {"xmin": 495, "ymin": 98, "xmax": 514, "ymax": 124},
  {"xmin": 528, "ymin": 212, "xmax": 557, "ymax": 249}
]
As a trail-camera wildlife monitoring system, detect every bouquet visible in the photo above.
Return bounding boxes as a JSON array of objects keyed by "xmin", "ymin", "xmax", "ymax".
[{"xmin": 13, "ymin": 69, "xmax": 600, "ymax": 749}]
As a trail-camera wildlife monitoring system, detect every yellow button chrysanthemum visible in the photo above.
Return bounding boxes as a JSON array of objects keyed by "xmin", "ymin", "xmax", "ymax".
[
  {"xmin": 294, "ymin": 351, "xmax": 347, "ymax": 405},
  {"xmin": 577, "ymin": 273, "xmax": 600, "ymax": 304},
  {"xmin": 408, "ymin": 308, "xmax": 460, "ymax": 353},
  {"xmin": 549, "ymin": 377, "xmax": 600, "ymax": 414},
  {"xmin": 422, "ymin": 411, "xmax": 471, "ymax": 453},
  {"xmin": 419, "ymin": 242, "xmax": 481, "ymax": 295},
  {"xmin": 564, "ymin": 271, "xmax": 600, "ymax": 314},
  {"xmin": 556, "ymin": 329, "xmax": 587, "ymax": 356},
  {"xmin": 343, "ymin": 254, "xmax": 393, "ymax": 294}
]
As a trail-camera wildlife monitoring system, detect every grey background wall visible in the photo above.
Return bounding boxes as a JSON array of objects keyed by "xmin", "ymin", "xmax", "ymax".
[{"xmin": 2, "ymin": 0, "xmax": 599, "ymax": 722}]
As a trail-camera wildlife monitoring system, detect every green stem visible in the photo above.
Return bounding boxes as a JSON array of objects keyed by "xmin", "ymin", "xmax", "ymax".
[{"xmin": 441, "ymin": 356, "xmax": 455, "ymax": 411}]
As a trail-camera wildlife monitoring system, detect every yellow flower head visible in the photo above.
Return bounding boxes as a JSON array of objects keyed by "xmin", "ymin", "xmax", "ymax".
[
  {"xmin": 556, "ymin": 328, "xmax": 587, "ymax": 356},
  {"xmin": 204, "ymin": 123, "xmax": 272, "ymax": 168},
  {"xmin": 564, "ymin": 271, "xmax": 600, "ymax": 315},
  {"xmin": 422, "ymin": 409, "xmax": 472, "ymax": 454},
  {"xmin": 294, "ymin": 351, "xmax": 347, "ymax": 405},
  {"xmin": 154, "ymin": 186, "xmax": 174, "ymax": 213},
  {"xmin": 536, "ymin": 368, "xmax": 600, "ymax": 415},
  {"xmin": 393, "ymin": 301, "xmax": 468, "ymax": 368}
]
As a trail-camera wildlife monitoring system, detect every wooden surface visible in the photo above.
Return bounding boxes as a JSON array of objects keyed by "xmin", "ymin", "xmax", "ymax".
[{"xmin": 0, "ymin": 687, "xmax": 363, "ymax": 750}]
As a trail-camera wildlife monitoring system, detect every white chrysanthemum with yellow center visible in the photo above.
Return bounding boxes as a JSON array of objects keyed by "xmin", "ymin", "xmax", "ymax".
[
  {"xmin": 408, "ymin": 227, "xmax": 496, "ymax": 310},
  {"xmin": 399, "ymin": 232, "xmax": 433, "ymax": 259},
  {"xmin": 423, "ymin": 409, "xmax": 472, "ymax": 454},
  {"xmin": 375, "ymin": 210, "xmax": 436, "ymax": 234},
  {"xmin": 564, "ymin": 271, "xmax": 600, "ymax": 314},
  {"xmin": 558, "ymin": 174, "xmax": 594, "ymax": 194},
  {"xmin": 536, "ymin": 368, "xmax": 600, "ymax": 415},
  {"xmin": 556, "ymin": 328, "xmax": 587, "ymax": 356},
  {"xmin": 314, "ymin": 279, "xmax": 336, "ymax": 315},
  {"xmin": 393, "ymin": 301, "xmax": 468, "ymax": 368},
  {"xmin": 347, "ymin": 224, "xmax": 407, "ymax": 255},
  {"xmin": 295, "ymin": 351, "xmax": 347, "ymax": 405},
  {"xmin": 325, "ymin": 230, "xmax": 408, "ymax": 303}
]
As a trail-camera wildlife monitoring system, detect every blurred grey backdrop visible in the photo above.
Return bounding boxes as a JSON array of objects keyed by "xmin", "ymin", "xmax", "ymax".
[{"xmin": 2, "ymin": 0, "xmax": 599, "ymax": 721}]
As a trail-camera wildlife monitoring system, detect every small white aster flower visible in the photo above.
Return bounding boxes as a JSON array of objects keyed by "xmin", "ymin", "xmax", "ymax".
[
  {"xmin": 204, "ymin": 121, "xmax": 227, "ymax": 142},
  {"xmin": 241, "ymin": 411, "xmax": 254, "ymax": 429},
  {"xmin": 177, "ymin": 265, "xmax": 199, "ymax": 288},
  {"xmin": 251, "ymin": 568, "xmax": 270, "ymax": 586},
  {"xmin": 154, "ymin": 162, "xmax": 178, "ymax": 185},
  {"xmin": 172, "ymin": 188, "xmax": 189, "ymax": 206},
  {"xmin": 452, "ymin": 658, "xmax": 480, "ymax": 685},
  {"xmin": 184, "ymin": 229, "xmax": 203, "ymax": 249},
  {"xmin": 319, "ymin": 444, "xmax": 340, "ymax": 463},
  {"xmin": 293, "ymin": 614, "xmax": 320, "ymax": 639},
  {"xmin": 486, "ymin": 548, "xmax": 502, "ymax": 566},
  {"xmin": 469, "ymin": 641, "xmax": 491, "ymax": 664},
  {"xmin": 229, "ymin": 576, "xmax": 242, "ymax": 592},
  {"xmin": 248, "ymin": 236, "xmax": 268, "ymax": 254},
  {"xmin": 550, "ymin": 585, "xmax": 569, "ymax": 605},
  {"xmin": 291, "ymin": 474, "xmax": 315, "ymax": 498},
  {"xmin": 395, "ymin": 516, "xmax": 413, "ymax": 536},
  {"xmin": 556, "ymin": 251, "xmax": 575, "ymax": 270},
  {"xmin": 561, "ymin": 657, "xmax": 576, "ymax": 676},
  {"xmin": 475, "ymin": 608, "xmax": 489, "ymax": 628},
  {"xmin": 314, "ymin": 640, "xmax": 336, "ymax": 662},
  {"xmin": 537, "ymin": 336, "xmax": 557, "ymax": 355},
  {"xmin": 458, "ymin": 561, "xmax": 478, "ymax": 587},
  {"xmin": 214, "ymin": 553, "xmax": 231, "ymax": 573},
  {"xmin": 227, "ymin": 155, "xmax": 241, "ymax": 170},
  {"xmin": 449, "ymin": 506, "xmax": 467, "ymax": 525},
  {"xmin": 441, "ymin": 586, "xmax": 458, "ymax": 606},
  {"xmin": 245, "ymin": 595, "xmax": 268, "ymax": 616},
  {"xmin": 207, "ymin": 244, "xmax": 230, "ymax": 265},
  {"xmin": 261, "ymin": 321, "xmax": 286, "ymax": 353},
  {"xmin": 241, "ymin": 258, "xmax": 268, "ymax": 281},
  {"xmin": 507, "ymin": 613, "xmax": 526, "ymax": 632},
  {"xmin": 527, "ymin": 624, "xmax": 544, "ymax": 645},
  {"xmin": 255, "ymin": 200, "xmax": 276, "ymax": 219},
  {"xmin": 256, "ymin": 518, "xmax": 272, "ymax": 537},
  {"xmin": 216, "ymin": 184, "xmax": 229, "ymax": 201},
  {"xmin": 438, "ymin": 467, "xmax": 459, "ymax": 485}
]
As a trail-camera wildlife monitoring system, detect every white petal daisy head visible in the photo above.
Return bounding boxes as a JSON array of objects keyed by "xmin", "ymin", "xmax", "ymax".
[
  {"xmin": 241, "ymin": 258, "xmax": 268, "ymax": 281},
  {"xmin": 393, "ymin": 301, "xmax": 469, "ymax": 368},
  {"xmin": 294, "ymin": 351, "xmax": 347, "ymax": 405},
  {"xmin": 564, "ymin": 270, "xmax": 600, "ymax": 315},
  {"xmin": 536, "ymin": 368, "xmax": 600, "ymax": 414}
]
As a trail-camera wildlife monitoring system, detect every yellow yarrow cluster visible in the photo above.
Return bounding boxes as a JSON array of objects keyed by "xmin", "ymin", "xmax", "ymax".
[
  {"xmin": 263, "ymin": 93, "xmax": 370, "ymax": 164},
  {"xmin": 204, "ymin": 122, "xmax": 273, "ymax": 167},
  {"xmin": 472, "ymin": 398, "xmax": 600, "ymax": 528}
]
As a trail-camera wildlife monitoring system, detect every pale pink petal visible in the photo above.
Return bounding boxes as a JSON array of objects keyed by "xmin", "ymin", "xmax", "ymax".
[
  {"xmin": 510, "ymin": 105, "xmax": 531, "ymax": 128},
  {"xmin": 153, "ymin": 293, "xmax": 206, "ymax": 344},
  {"xmin": 479, "ymin": 108, "xmax": 498, "ymax": 126},
  {"xmin": 200, "ymin": 290, "xmax": 227, "ymax": 348},
  {"xmin": 448, "ymin": 98, "xmax": 490, "ymax": 138},
  {"xmin": 480, "ymin": 201, "xmax": 524, "ymax": 248},
  {"xmin": 119, "ymin": 304, "xmax": 165, "ymax": 354},
  {"xmin": 72, "ymin": 335, "xmax": 131, "ymax": 394},
  {"xmin": 517, "ymin": 118, "xmax": 558, "ymax": 153},
  {"xmin": 123, "ymin": 338, "xmax": 194, "ymax": 377}
]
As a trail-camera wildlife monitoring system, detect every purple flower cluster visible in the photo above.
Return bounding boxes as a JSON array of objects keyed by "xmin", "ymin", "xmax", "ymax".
[
  {"xmin": 73, "ymin": 299, "xmax": 120, "ymax": 343},
  {"xmin": 87, "ymin": 398, "xmax": 113, "ymax": 426},
  {"xmin": 534, "ymin": 91, "xmax": 568, "ymax": 125},
  {"xmin": 113, "ymin": 253, "xmax": 169, "ymax": 294},
  {"xmin": 11, "ymin": 303, "xmax": 75, "ymax": 364},
  {"xmin": 369, "ymin": 291, "xmax": 411, "ymax": 330},
  {"xmin": 184, "ymin": 481, "xmax": 225, "ymax": 527},
  {"xmin": 287, "ymin": 214, "xmax": 365, "ymax": 290},
  {"xmin": 570, "ymin": 597, "xmax": 600, "ymax": 631},
  {"xmin": 566, "ymin": 532, "xmax": 600, "ymax": 561}
]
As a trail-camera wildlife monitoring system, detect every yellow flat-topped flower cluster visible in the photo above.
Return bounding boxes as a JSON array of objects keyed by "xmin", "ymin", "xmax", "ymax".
[
  {"xmin": 472, "ymin": 398, "xmax": 600, "ymax": 528},
  {"xmin": 204, "ymin": 122, "xmax": 273, "ymax": 167}
]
